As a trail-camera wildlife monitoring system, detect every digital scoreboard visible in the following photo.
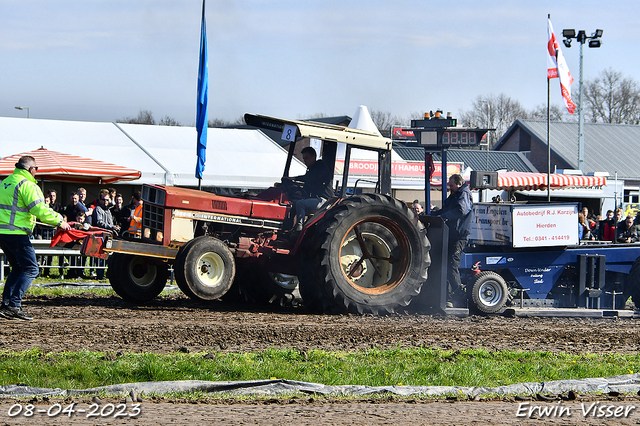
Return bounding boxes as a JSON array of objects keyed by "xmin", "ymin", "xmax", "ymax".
[
  {"xmin": 402, "ymin": 115, "xmax": 491, "ymax": 148},
  {"xmin": 412, "ymin": 129, "xmax": 489, "ymax": 147}
]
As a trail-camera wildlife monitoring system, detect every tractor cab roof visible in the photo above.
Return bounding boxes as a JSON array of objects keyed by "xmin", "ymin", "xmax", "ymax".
[{"xmin": 244, "ymin": 113, "xmax": 391, "ymax": 152}]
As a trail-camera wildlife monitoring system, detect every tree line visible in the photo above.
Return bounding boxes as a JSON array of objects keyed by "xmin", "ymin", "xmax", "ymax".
[
  {"xmin": 456, "ymin": 68, "xmax": 640, "ymax": 148},
  {"xmin": 117, "ymin": 68, "xmax": 639, "ymax": 148},
  {"xmin": 116, "ymin": 111, "xmax": 245, "ymax": 127}
]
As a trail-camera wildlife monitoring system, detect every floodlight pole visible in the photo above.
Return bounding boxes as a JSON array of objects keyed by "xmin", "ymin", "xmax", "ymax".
[
  {"xmin": 563, "ymin": 28, "xmax": 603, "ymax": 173},
  {"xmin": 578, "ymin": 39, "xmax": 585, "ymax": 173}
]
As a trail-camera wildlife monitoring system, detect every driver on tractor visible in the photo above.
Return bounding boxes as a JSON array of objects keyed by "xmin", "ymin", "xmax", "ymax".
[{"xmin": 281, "ymin": 146, "xmax": 334, "ymax": 232}]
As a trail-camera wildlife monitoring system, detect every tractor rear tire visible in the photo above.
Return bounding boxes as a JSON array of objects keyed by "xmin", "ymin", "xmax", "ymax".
[
  {"xmin": 470, "ymin": 271, "xmax": 508, "ymax": 314},
  {"xmin": 173, "ymin": 236, "xmax": 235, "ymax": 301},
  {"xmin": 625, "ymin": 257, "xmax": 640, "ymax": 307},
  {"xmin": 297, "ymin": 240, "xmax": 330, "ymax": 312},
  {"xmin": 220, "ymin": 259, "xmax": 250, "ymax": 303},
  {"xmin": 108, "ymin": 253, "xmax": 168, "ymax": 303},
  {"xmin": 299, "ymin": 193, "xmax": 430, "ymax": 315}
]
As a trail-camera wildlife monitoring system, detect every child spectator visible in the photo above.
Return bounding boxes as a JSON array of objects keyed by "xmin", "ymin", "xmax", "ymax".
[
  {"xmin": 76, "ymin": 187, "xmax": 93, "ymax": 225},
  {"xmin": 73, "ymin": 211, "xmax": 90, "ymax": 231},
  {"xmin": 64, "ymin": 211, "xmax": 90, "ymax": 279}
]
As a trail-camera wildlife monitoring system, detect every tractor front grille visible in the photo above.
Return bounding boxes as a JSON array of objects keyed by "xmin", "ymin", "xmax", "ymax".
[{"xmin": 142, "ymin": 204, "xmax": 165, "ymax": 243}]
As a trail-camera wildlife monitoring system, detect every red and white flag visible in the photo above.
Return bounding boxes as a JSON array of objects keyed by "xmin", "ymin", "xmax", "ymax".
[{"xmin": 547, "ymin": 18, "xmax": 575, "ymax": 114}]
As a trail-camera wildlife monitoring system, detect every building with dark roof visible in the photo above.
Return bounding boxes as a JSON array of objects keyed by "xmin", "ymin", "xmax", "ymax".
[
  {"xmin": 393, "ymin": 146, "xmax": 537, "ymax": 173},
  {"xmin": 495, "ymin": 119, "xmax": 640, "ymax": 183},
  {"xmin": 494, "ymin": 119, "xmax": 640, "ymax": 210}
]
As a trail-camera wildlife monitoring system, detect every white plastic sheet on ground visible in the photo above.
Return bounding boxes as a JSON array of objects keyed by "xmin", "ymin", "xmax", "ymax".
[{"xmin": 2, "ymin": 374, "xmax": 640, "ymax": 398}]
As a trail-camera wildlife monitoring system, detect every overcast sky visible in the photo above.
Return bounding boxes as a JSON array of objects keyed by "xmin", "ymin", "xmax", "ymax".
[{"xmin": 2, "ymin": 0, "xmax": 638, "ymax": 127}]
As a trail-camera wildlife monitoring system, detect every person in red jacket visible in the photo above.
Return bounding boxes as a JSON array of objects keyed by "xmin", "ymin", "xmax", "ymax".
[{"xmin": 598, "ymin": 210, "xmax": 616, "ymax": 242}]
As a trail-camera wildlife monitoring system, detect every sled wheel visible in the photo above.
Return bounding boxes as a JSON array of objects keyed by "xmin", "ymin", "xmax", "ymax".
[
  {"xmin": 173, "ymin": 236, "xmax": 235, "ymax": 301},
  {"xmin": 471, "ymin": 271, "xmax": 508, "ymax": 314},
  {"xmin": 241, "ymin": 266, "xmax": 298, "ymax": 306},
  {"xmin": 301, "ymin": 193, "xmax": 430, "ymax": 315},
  {"xmin": 625, "ymin": 257, "xmax": 640, "ymax": 308},
  {"xmin": 603, "ymin": 271, "xmax": 627, "ymax": 310},
  {"xmin": 108, "ymin": 253, "xmax": 168, "ymax": 303},
  {"xmin": 225, "ymin": 259, "xmax": 298, "ymax": 306}
]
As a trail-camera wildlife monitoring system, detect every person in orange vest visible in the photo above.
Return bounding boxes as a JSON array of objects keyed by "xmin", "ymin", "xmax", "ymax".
[{"xmin": 126, "ymin": 191, "xmax": 143, "ymax": 238}]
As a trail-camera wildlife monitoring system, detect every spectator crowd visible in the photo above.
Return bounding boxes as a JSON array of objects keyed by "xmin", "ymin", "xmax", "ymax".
[
  {"xmin": 578, "ymin": 206, "xmax": 640, "ymax": 244},
  {"xmin": 36, "ymin": 187, "xmax": 143, "ymax": 279}
]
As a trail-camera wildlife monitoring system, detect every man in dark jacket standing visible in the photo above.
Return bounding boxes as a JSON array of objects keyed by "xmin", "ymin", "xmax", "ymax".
[{"xmin": 430, "ymin": 174, "xmax": 474, "ymax": 307}]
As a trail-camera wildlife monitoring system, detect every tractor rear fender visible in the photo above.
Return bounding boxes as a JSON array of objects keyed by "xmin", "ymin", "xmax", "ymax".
[{"xmin": 291, "ymin": 198, "xmax": 343, "ymax": 254}]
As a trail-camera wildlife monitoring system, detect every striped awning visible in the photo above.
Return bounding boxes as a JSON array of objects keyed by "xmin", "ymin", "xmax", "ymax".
[
  {"xmin": 496, "ymin": 171, "xmax": 607, "ymax": 191},
  {"xmin": 0, "ymin": 147, "xmax": 141, "ymax": 184}
]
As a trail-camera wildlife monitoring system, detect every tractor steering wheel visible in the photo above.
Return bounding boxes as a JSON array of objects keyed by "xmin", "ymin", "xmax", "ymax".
[{"xmin": 280, "ymin": 178, "xmax": 306, "ymax": 201}]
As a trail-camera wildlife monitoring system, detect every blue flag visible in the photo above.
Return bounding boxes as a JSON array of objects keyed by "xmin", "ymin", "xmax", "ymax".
[{"xmin": 195, "ymin": 0, "xmax": 208, "ymax": 180}]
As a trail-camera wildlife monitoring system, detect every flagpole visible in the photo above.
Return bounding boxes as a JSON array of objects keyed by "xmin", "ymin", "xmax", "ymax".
[
  {"xmin": 547, "ymin": 14, "xmax": 551, "ymax": 203},
  {"xmin": 547, "ymin": 14, "xmax": 575, "ymax": 200},
  {"xmin": 547, "ymin": 78, "xmax": 551, "ymax": 202},
  {"xmin": 196, "ymin": 0, "xmax": 208, "ymax": 191}
]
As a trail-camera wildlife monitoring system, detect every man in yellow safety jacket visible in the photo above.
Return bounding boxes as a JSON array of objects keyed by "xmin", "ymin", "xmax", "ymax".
[{"xmin": 0, "ymin": 156, "xmax": 71, "ymax": 320}]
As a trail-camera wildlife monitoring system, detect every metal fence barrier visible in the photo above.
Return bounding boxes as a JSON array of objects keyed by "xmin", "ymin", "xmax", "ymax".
[{"xmin": 0, "ymin": 239, "xmax": 108, "ymax": 281}]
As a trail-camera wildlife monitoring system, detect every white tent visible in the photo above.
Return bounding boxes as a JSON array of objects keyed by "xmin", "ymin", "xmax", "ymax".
[{"xmin": 0, "ymin": 117, "xmax": 305, "ymax": 188}]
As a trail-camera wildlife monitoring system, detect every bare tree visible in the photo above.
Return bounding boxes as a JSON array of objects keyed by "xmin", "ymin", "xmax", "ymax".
[
  {"xmin": 527, "ymin": 104, "xmax": 565, "ymax": 121},
  {"xmin": 458, "ymin": 94, "xmax": 528, "ymax": 148},
  {"xmin": 208, "ymin": 116, "xmax": 245, "ymax": 127},
  {"xmin": 581, "ymin": 68, "xmax": 640, "ymax": 124},
  {"xmin": 369, "ymin": 110, "xmax": 403, "ymax": 136},
  {"xmin": 407, "ymin": 111, "xmax": 426, "ymax": 122},
  {"xmin": 208, "ymin": 118, "xmax": 230, "ymax": 127},
  {"xmin": 158, "ymin": 116, "xmax": 181, "ymax": 126},
  {"xmin": 117, "ymin": 110, "xmax": 156, "ymax": 125},
  {"xmin": 302, "ymin": 112, "xmax": 328, "ymax": 120}
]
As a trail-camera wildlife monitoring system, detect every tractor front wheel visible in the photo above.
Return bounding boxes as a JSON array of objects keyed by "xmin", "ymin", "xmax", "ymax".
[{"xmin": 173, "ymin": 236, "xmax": 235, "ymax": 301}]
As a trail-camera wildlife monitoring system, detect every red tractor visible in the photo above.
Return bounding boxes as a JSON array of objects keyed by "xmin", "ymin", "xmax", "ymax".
[{"xmin": 104, "ymin": 114, "xmax": 431, "ymax": 314}]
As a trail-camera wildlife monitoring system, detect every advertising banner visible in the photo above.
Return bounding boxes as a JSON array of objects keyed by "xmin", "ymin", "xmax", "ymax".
[
  {"xmin": 511, "ymin": 204, "xmax": 579, "ymax": 248},
  {"xmin": 334, "ymin": 160, "xmax": 462, "ymax": 182},
  {"xmin": 470, "ymin": 203, "xmax": 579, "ymax": 248},
  {"xmin": 470, "ymin": 204, "xmax": 513, "ymax": 246}
]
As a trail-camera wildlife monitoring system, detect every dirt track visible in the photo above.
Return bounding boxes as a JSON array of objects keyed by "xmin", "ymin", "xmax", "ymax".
[
  {"xmin": 1, "ymin": 292, "xmax": 639, "ymax": 355},
  {"xmin": 2, "ymin": 292, "xmax": 640, "ymax": 425}
]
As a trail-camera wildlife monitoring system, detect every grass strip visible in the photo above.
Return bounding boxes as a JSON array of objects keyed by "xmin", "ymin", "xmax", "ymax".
[
  {"xmin": 2, "ymin": 281, "xmax": 179, "ymax": 297},
  {"xmin": 0, "ymin": 348, "xmax": 638, "ymax": 391}
]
